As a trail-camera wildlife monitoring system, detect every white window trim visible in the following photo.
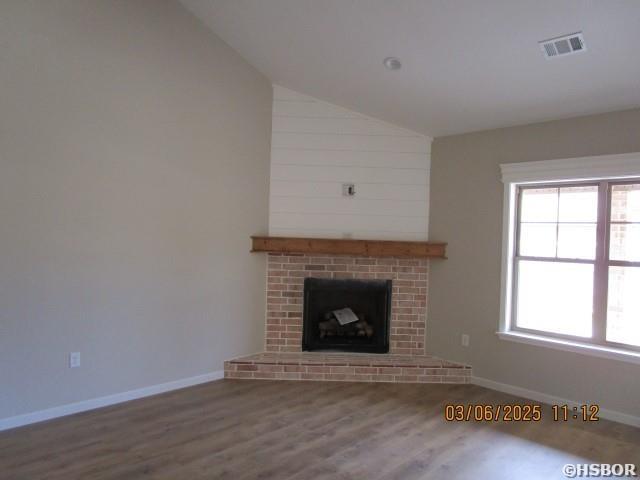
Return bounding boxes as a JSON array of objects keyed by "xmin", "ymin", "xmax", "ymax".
[{"xmin": 498, "ymin": 152, "xmax": 640, "ymax": 365}]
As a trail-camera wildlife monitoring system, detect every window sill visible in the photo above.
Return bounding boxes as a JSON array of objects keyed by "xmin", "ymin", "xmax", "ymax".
[{"xmin": 496, "ymin": 331, "xmax": 640, "ymax": 365}]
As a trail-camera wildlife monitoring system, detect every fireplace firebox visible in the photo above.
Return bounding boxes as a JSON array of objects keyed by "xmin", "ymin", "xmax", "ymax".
[{"xmin": 302, "ymin": 277, "xmax": 391, "ymax": 353}]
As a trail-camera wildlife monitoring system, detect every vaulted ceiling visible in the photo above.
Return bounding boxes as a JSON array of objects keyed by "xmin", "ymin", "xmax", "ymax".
[{"xmin": 180, "ymin": 0, "xmax": 640, "ymax": 137}]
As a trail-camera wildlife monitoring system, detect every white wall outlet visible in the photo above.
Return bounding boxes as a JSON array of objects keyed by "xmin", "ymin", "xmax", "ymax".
[
  {"xmin": 69, "ymin": 352, "xmax": 81, "ymax": 368},
  {"xmin": 461, "ymin": 334, "xmax": 470, "ymax": 347}
]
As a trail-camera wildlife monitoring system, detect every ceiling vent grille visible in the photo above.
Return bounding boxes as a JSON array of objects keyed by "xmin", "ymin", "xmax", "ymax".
[{"xmin": 539, "ymin": 32, "xmax": 586, "ymax": 58}]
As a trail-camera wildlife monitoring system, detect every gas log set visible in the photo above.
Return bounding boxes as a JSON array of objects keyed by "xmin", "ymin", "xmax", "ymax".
[
  {"xmin": 302, "ymin": 278, "xmax": 391, "ymax": 353},
  {"xmin": 318, "ymin": 310, "xmax": 374, "ymax": 339}
]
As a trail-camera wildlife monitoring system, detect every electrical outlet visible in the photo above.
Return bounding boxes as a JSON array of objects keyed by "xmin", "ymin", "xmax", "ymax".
[
  {"xmin": 461, "ymin": 334, "xmax": 470, "ymax": 347},
  {"xmin": 69, "ymin": 352, "xmax": 81, "ymax": 368}
]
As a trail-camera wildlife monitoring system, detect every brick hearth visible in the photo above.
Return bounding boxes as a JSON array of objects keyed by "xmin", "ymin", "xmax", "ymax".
[{"xmin": 225, "ymin": 352, "xmax": 470, "ymax": 383}]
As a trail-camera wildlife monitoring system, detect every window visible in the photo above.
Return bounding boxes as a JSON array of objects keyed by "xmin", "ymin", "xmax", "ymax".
[
  {"xmin": 499, "ymin": 153, "xmax": 640, "ymax": 363},
  {"xmin": 515, "ymin": 184, "xmax": 598, "ymax": 339},
  {"xmin": 514, "ymin": 181, "xmax": 640, "ymax": 349}
]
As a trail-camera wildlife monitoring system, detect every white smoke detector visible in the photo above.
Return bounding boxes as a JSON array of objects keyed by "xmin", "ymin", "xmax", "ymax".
[{"xmin": 539, "ymin": 32, "xmax": 586, "ymax": 59}]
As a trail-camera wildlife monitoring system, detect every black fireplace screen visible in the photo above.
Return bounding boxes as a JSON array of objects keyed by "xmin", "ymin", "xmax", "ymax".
[{"xmin": 302, "ymin": 277, "xmax": 391, "ymax": 353}]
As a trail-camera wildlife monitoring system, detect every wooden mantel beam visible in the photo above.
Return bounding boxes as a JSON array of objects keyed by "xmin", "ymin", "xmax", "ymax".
[{"xmin": 250, "ymin": 236, "xmax": 446, "ymax": 259}]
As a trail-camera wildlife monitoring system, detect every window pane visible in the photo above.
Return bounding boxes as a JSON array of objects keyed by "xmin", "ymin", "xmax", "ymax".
[
  {"xmin": 557, "ymin": 224, "xmax": 596, "ymax": 260},
  {"xmin": 520, "ymin": 188, "xmax": 558, "ymax": 222},
  {"xmin": 558, "ymin": 186, "xmax": 598, "ymax": 222},
  {"xmin": 609, "ymin": 223, "xmax": 640, "ymax": 262},
  {"xmin": 519, "ymin": 223, "xmax": 556, "ymax": 257},
  {"xmin": 607, "ymin": 266, "xmax": 640, "ymax": 347},
  {"xmin": 516, "ymin": 260, "xmax": 593, "ymax": 337},
  {"xmin": 611, "ymin": 183, "xmax": 640, "ymax": 222}
]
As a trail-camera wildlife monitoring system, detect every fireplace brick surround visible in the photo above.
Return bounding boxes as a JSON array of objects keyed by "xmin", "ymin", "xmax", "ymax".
[
  {"xmin": 265, "ymin": 253, "xmax": 427, "ymax": 355},
  {"xmin": 224, "ymin": 251, "xmax": 472, "ymax": 384}
]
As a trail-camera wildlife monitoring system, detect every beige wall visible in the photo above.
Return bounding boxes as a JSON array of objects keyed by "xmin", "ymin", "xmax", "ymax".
[
  {"xmin": 0, "ymin": 0, "xmax": 272, "ymax": 419},
  {"xmin": 428, "ymin": 108, "xmax": 640, "ymax": 418}
]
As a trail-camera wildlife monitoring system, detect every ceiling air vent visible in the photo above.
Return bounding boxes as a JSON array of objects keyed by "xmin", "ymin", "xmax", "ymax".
[{"xmin": 539, "ymin": 32, "xmax": 586, "ymax": 59}]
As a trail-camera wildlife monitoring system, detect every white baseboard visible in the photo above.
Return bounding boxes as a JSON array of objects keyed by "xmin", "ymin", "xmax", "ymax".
[
  {"xmin": 0, "ymin": 370, "xmax": 224, "ymax": 432},
  {"xmin": 472, "ymin": 376, "xmax": 640, "ymax": 428}
]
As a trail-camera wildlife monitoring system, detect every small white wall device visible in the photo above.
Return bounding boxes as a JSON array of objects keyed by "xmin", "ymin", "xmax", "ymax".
[{"xmin": 342, "ymin": 183, "xmax": 356, "ymax": 197}]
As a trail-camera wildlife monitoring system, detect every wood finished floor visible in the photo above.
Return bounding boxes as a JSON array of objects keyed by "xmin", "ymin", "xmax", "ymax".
[{"xmin": 1, "ymin": 380, "xmax": 638, "ymax": 480}]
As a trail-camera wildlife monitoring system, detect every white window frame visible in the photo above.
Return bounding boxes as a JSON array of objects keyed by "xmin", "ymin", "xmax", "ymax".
[{"xmin": 498, "ymin": 152, "xmax": 640, "ymax": 365}]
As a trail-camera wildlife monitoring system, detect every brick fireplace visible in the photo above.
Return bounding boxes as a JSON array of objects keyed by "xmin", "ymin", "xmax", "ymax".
[
  {"xmin": 265, "ymin": 253, "xmax": 427, "ymax": 355},
  {"xmin": 224, "ymin": 240, "xmax": 471, "ymax": 384}
]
